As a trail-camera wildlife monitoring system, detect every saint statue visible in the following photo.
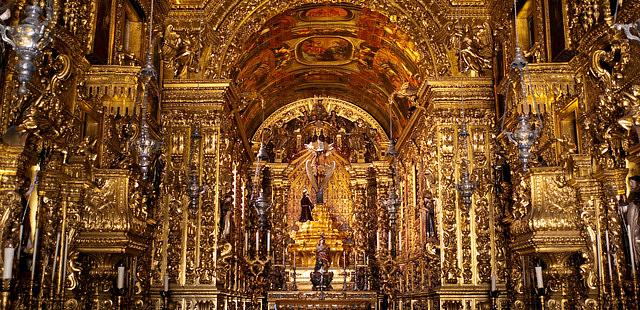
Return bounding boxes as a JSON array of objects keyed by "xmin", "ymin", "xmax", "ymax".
[
  {"xmin": 314, "ymin": 234, "xmax": 331, "ymax": 272},
  {"xmin": 624, "ymin": 176, "xmax": 640, "ymax": 266},
  {"xmin": 220, "ymin": 191, "xmax": 234, "ymax": 239},
  {"xmin": 305, "ymin": 138, "xmax": 336, "ymax": 204},
  {"xmin": 424, "ymin": 196, "xmax": 436, "ymax": 239},
  {"xmin": 299, "ymin": 189, "xmax": 314, "ymax": 222}
]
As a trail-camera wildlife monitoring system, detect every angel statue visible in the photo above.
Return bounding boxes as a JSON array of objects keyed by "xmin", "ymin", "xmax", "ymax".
[{"xmin": 305, "ymin": 138, "xmax": 336, "ymax": 204}]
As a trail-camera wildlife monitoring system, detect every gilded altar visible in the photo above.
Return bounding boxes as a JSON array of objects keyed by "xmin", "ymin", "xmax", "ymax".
[{"xmin": 0, "ymin": 0, "xmax": 640, "ymax": 309}]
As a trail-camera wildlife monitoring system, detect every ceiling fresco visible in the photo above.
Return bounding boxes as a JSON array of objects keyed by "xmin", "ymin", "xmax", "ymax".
[{"xmin": 233, "ymin": 4, "xmax": 423, "ymax": 137}]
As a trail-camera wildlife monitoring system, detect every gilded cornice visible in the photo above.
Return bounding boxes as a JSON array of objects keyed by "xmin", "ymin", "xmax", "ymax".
[
  {"xmin": 395, "ymin": 77, "xmax": 493, "ymax": 150},
  {"xmin": 162, "ymin": 79, "xmax": 230, "ymax": 110},
  {"xmin": 423, "ymin": 77, "xmax": 495, "ymax": 110},
  {"xmin": 75, "ymin": 231, "xmax": 148, "ymax": 255}
]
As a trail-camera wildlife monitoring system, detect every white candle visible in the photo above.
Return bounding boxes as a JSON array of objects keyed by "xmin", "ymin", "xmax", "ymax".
[
  {"xmin": 62, "ymin": 232, "xmax": 70, "ymax": 293},
  {"xmin": 117, "ymin": 265, "xmax": 126, "ymax": 289},
  {"xmin": 343, "ymin": 251, "xmax": 347, "ymax": 271},
  {"xmin": 282, "ymin": 248, "xmax": 286, "ymax": 266},
  {"xmin": 376, "ymin": 231, "xmax": 380, "ymax": 251},
  {"xmin": 534, "ymin": 266, "xmax": 543, "ymax": 289},
  {"xmin": 51, "ymin": 232, "xmax": 61, "ymax": 284},
  {"xmin": 491, "ymin": 275, "xmax": 497, "ymax": 291},
  {"xmin": 399, "ymin": 230, "xmax": 402, "ymax": 252},
  {"xmin": 628, "ymin": 225, "xmax": 636, "ymax": 272},
  {"xmin": 388, "ymin": 231, "xmax": 392, "ymax": 251},
  {"xmin": 605, "ymin": 230, "xmax": 614, "ymax": 278},
  {"xmin": 266, "ymin": 231, "xmax": 271, "ymax": 254},
  {"xmin": 2, "ymin": 246, "xmax": 14, "ymax": 279},
  {"xmin": 244, "ymin": 232, "xmax": 248, "ymax": 254},
  {"xmin": 16, "ymin": 225, "xmax": 23, "ymax": 258},
  {"xmin": 595, "ymin": 229, "xmax": 602, "ymax": 281},
  {"xmin": 163, "ymin": 274, "xmax": 169, "ymax": 292}
]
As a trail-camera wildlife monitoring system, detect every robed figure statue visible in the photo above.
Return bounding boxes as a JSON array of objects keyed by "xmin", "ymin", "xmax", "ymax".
[
  {"xmin": 623, "ymin": 175, "xmax": 640, "ymax": 267},
  {"xmin": 310, "ymin": 234, "xmax": 333, "ymax": 290},
  {"xmin": 299, "ymin": 189, "xmax": 314, "ymax": 222},
  {"xmin": 314, "ymin": 234, "xmax": 331, "ymax": 272}
]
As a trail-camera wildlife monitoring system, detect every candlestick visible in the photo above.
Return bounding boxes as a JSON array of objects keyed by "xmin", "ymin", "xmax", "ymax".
[
  {"xmin": 343, "ymin": 251, "xmax": 347, "ymax": 270},
  {"xmin": 342, "ymin": 250, "xmax": 347, "ymax": 291},
  {"xmin": 61, "ymin": 232, "xmax": 70, "ymax": 294},
  {"xmin": 2, "ymin": 247, "xmax": 14, "ymax": 279},
  {"xmin": 283, "ymin": 247, "xmax": 286, "ymax": 266},
  {"xmin": 16, "ymin": 225, "xmax": 23, "ymax": 263},
  {"xmin": 628, "ymin": 224, "xmax": 636, "ymax": 272},
  {"xmin": 595, "ymin": 228, "xmax": 602, "ymax": 281},
  {"xmin": 605, "ymin": 230, "xmax": 614, "ymax": 279},
  {"xmin": 31, "ymin": 228, "xmax": 39, "ymax": 281},
  {"xmin": 255, "ymin": 231, "xmax": 259, "ymax": 254},
  {"xmin": 163, "ymin": 274, "xmax": 169, "ymax": 292},
  {"xmin": 534, "ymin": 266, "xmax": 543, "ymax": 289},
  {"xmin": 51, "ymin": 232, "xmax": 60, "ymax": 285},
  {"xmin": 117, "ymin": 264, "xmax": 125, "ymax": 289}
]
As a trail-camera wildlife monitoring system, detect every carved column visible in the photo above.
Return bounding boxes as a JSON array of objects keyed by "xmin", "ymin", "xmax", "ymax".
[
  {"xmin": 597, "ymin": 168, "xmax": 633, "ymax": 308},
  {"xmin": 570, "ymin": 155, "xmax": 604, "ymax": 308},
  {"xmin": 0, "ymin": 145, "xmax": 24, "ymax": 246},
  {"xmin": 157, "ymin": 80, "xmax": 236, "ymax": 308}
]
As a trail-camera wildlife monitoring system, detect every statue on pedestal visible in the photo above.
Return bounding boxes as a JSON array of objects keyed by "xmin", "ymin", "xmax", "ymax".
[
  {"xmin": 299, "ymin": 189, "xmax": 314, "ymax": 222},
  {"xmin": 310, "ymin": 234, "xmax": 333, "ymax": 290}
]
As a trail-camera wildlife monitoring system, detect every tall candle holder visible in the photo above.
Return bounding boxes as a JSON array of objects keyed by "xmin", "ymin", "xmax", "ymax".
[
  {"xmin": 0, "ymin": 279, "xmax": 11, "ymax": 310},
  {"xmin": 536, "ymin": 287, "xmax": 546, "ymax": 310},
  {"xmin": 160, "ymin": 290, "xmax": 170, "ymax": 310},
  {"xmin": 115, "ymin": 288, "xmax": 125, "ymax": 310},
  {"xmin": 489, "ymin": 289, "xmax": 499, "ymax": 310},
  {"xmin": 291, "ymin": 251, "xmax": 297, "ymax": 291}
]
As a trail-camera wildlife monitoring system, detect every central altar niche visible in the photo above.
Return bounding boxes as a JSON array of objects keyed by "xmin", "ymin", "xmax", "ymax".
[
  {"xmin": 286, "ymin": 137, "xmax": 352, "ymax": 270},
  {"xmin": 252, "ymin": 97, "xmax": 389, "ymax": 289}
]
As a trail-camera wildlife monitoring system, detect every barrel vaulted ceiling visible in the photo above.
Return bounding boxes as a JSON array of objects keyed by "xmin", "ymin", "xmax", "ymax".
[{"xmin": 163, "ymin": 0, "xmax": 491, "ymax": 138}]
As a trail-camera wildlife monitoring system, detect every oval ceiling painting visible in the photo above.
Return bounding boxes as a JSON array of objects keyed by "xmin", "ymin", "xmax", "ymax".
[
  {"xmin": 300, "ymin": 6, "xmax": 354, "ymax": 22},
  {"xmin": 296, "ymin": 36, "xmax": 353, "ymax": 65}
]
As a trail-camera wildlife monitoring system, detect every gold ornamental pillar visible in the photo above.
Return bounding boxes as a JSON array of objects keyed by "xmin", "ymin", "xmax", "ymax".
[
  {"xmin": 597, "ymin": 168, "xmax": 634, "ymax": 308},
  {"xmin": 569, "ymin": 155, "xmax": 605, "ymax": 307},
  {"xmin": 0, "ymin": 144, "xmax": 24, "ymax": 233},
  {"xmin": 157, "ymin": 80, "xmax": 233, "ymax": 308},
  {"xmin": 0, "ymin": 145, "xmax": 25, "ymax": 310}
]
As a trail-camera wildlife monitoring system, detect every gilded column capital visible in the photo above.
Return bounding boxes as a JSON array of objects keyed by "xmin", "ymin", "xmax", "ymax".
[
  {"xmin": 595, "ymin": 168, "xmax": 629, "ymax": 197},
  {"xmin": 0, "ymin": 145, "xmax": 24, "ymax": 191}
]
